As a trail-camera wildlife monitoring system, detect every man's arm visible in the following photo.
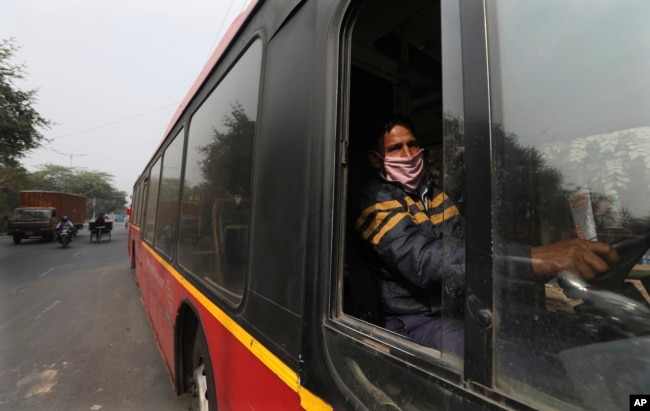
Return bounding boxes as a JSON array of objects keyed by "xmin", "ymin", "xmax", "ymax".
[{"xmin": 531, "ymin": 239, "xmax": 619, "ymax": 279}]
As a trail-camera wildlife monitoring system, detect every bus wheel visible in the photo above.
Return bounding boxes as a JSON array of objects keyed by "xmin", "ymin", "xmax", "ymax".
[{"xmin": 191, "ymin": 327, "xmax": 216, "ymax": 411}]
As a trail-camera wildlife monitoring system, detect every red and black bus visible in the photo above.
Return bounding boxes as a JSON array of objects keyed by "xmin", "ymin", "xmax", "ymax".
[{"xmin": 128, "ymin": 0, "xmax": 650, "ymax": 409}]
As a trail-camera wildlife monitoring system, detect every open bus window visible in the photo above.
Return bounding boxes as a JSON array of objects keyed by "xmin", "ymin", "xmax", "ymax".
[
  {"xmin": 342, "ymin": 0, "xmax": 465, "ymax": 366},
  {"xmin": 176, "ymin": 39, "xmax": 262, "ymax": 304}
]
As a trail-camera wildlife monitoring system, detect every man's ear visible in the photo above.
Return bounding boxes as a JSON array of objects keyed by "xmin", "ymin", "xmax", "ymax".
[{"xmin": 368, "ymin": 150, "xmax": 383, "ymax": 169}]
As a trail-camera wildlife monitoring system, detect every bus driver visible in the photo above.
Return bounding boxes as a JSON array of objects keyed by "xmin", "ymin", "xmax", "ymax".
[{"xmin": 353, "ymin": 116, "xmax": 620, "ymax": 356}]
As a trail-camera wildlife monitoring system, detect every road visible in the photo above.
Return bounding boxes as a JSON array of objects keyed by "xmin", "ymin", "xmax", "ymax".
[{"xmin": 0, "ymin": 226, "xmax": 191, "ymax": 411}]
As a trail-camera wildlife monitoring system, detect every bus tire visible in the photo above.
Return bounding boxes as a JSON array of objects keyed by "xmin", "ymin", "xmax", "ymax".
[{"xmin": 190, "ymin": 327, "xmax": 217, "ymax": 411}]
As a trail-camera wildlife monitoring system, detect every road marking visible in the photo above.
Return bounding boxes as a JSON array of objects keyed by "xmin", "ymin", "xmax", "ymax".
[
  {"xmin": 38, "ymin": 268, "xmax": 54, "ymax": 278},
  {"xmin": 35, "ymin": 300, "xmax": 61, "ymax": 320}
]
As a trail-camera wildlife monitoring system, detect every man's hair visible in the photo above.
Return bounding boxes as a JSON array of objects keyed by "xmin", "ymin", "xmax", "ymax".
[{"xmin": 368, "ymin": 115, "xmax": 417, "ymax": 151}]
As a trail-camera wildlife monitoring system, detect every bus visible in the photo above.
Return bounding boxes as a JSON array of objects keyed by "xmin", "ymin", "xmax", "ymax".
[{"xmin": 127, "ymin": 0, "xmax": 650, "ymax": 409}]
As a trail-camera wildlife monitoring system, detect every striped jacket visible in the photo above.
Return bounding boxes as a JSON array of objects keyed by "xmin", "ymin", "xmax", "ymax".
[{"xmin": 354, "ymin": 173, "xmax": 466, "ymax": 317}]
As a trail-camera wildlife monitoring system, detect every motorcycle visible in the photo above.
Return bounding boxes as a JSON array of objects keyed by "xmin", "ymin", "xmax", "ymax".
[{"xmin": 57, "ymin": 226, "xmax": 73, "ymax": 248}]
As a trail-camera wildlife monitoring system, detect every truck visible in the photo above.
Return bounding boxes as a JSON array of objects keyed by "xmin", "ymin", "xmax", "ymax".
[{"xmin": 8, "ymin": 191, "xmax": 86, "ymax": 244}]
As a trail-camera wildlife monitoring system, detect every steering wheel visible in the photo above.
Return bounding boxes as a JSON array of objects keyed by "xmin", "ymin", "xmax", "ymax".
[
  {"xmin": 588, "ymin": 228, "xmax": 650, "ymax": 292},
  {"xmin": 557, "ymin": 229, "xmax": 650, "ymax": 339}
]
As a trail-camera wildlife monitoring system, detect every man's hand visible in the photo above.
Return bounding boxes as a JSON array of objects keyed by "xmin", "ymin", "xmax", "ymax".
[{"xmin": 531, "ymin": 239, "xmax": 619, "ymax": 279}]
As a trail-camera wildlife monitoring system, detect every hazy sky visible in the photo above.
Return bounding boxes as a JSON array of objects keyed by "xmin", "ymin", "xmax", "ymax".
[{"xmin": 2, "ymin": 0, "xmax": 251, "ymax": 199}]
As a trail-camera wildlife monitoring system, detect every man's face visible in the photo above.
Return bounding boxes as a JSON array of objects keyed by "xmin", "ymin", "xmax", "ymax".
[{"xmin": 369, "ymin": 124, "xmax": 421, "ymax": 169}]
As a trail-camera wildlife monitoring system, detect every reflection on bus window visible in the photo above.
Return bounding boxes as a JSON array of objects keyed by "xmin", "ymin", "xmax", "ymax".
[
  {"xmin": 177, "ymin": 40, "xmax": 262, "ymax": 303},
  {"xmin": 144, "ymin": 158, "xmax": 161, "ymax": 244},
  {"xmin": 132, "ymin": 180, "xmax": 144, "ymax": 226},
  {"xmin": 487, "ymin": 1, "xmax": 650, "ymax": 409},
  {"xmin": 154, "ymin": 129, "xmax": 184, "ymax": 259}
]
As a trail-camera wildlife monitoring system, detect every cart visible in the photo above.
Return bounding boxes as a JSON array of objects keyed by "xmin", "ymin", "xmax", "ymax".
[{"xmin": 89, "ymin": 220, "xmax": 112, "ymax": 243}]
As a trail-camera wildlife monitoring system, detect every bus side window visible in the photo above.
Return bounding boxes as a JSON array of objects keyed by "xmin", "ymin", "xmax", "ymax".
[
  {"xmin": 144, "ymin": 158, "xmax": 161, "ymax": 245},
  {"xmin": 177, "ymin": 39, "xmax": 262, "ymax": 304},
  {"xmin": 154, "ymin": 129, "xmax": 183, "ymax": 260}
]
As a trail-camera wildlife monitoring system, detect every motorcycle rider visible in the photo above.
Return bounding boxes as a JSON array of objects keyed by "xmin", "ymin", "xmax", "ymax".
[{"xmin": 56, "ymin": 216, "xmax": 75, "ymax": 237}]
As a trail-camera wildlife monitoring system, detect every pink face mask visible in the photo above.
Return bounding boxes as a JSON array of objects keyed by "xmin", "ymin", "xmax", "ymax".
[{"xmin": 377, "ymin": 149, "xmax": 424, "ymax": 192}]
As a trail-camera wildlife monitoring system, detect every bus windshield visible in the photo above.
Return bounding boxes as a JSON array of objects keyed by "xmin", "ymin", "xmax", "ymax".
[{"xmin": 487, "ymin": 1, "xmax": 650, "ymax": 409}]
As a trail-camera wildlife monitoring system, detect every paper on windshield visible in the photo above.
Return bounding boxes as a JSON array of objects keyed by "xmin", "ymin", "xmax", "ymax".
[{"xmin": 568, "ymin": 188, "xmax": 598, "ymax": 241}]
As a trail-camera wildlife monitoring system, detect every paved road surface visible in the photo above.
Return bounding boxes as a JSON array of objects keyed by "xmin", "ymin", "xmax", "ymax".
[{"xmin": 0, "ymin": 227, "xmax": 191, "ymax": 411}]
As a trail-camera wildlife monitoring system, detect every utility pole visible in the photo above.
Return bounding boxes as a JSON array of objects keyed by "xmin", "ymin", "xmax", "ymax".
[{"xmin": 54, "ymin": 149, "xmax": 87, "ymax": 167}]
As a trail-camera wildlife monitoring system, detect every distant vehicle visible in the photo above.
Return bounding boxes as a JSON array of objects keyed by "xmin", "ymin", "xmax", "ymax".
[
  {"xmin": 8, "ymin": 191, "xmax": 86, "ymax": 244},
  {"xmin": 89, "ymin": 220, "xmax": 112, "ymax": 243},
  {"xmin": 56, "ymin": 224, "xmax": 73, "ymax": 248}
]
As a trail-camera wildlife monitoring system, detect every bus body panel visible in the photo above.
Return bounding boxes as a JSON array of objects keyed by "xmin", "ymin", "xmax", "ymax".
[
  {"xmin": 133, "ymin": 231, "xmax": 312, "ymax": 409},
  {"xmin": 242, "ymin": 0, "xmax": 316, "ymax": 368}
]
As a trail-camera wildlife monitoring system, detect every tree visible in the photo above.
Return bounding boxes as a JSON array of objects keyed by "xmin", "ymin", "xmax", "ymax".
[
  {"xmin": 0, "ymin": 37, "xmax": 52, "ymax": 166},
  {"xmin": 540, "ymin": 127, "xmax": 650, "ymax": 195},
  {"xmin": 0, "ymin": 163, "xmax": 30, "ymax": 228},
  {"xmin": 199, "ymin": 102, "xmax": 256, "ymax": 199}
]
